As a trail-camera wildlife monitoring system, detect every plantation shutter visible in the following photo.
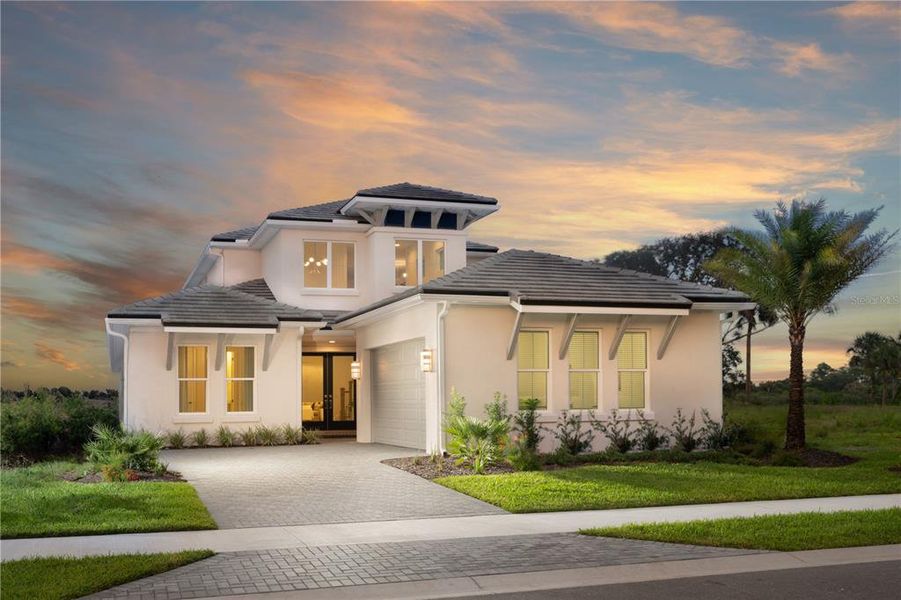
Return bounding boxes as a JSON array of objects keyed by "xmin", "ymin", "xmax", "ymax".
[
  {"xmin": 517, "ymin": 331, "xmax": 549, "ymax": 408},
  {"xmin": 617, "ymin": 332, "xmax": 647, "ymax": 409}
]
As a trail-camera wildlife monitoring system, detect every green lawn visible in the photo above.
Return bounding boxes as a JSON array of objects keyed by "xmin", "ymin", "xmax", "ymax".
[
  {"xmin": 0, "ymin": 462, "xmax": 217, "ymax": 539},
  {"xmin": 0, "ymin": 550, "xmax": 214, "ymax": 600},
  {"xmin": 582, "ymin": 508, "xmax": 901, "ymax": 551},
  {"xmin": 436, "ymin": 403, "xmax": 901, "ymax": 513}
]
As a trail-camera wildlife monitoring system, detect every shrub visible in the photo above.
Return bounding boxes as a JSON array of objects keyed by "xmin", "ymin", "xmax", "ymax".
[
  {"xmin": 553, "ymin": 410, "xmax": 593, "ymax": 455},
  {"xmin": 301, "ymin": 429, "xmax": 320, "ymax": 445},
  {"xmin": 166, "ymin": 429, "xmax": 187, "ymax": 449},
  {"xmin": 669, "ymin": 408, "xmax": 700, "ymax": 452},
  {"xmin": 513, "ymin": 397, "xmax": 543, "ymax": 452},
  {"xmin": 282, "ymin": 424, "xmax": 303, "ymax": 445},
  {"xmin": 192, "ymin": 428, "xmax": 209, "ymax": 448},
  {"xmin": 507, "ymin": 440, "xmax": 542, "ymax": 471},
  {"xmin": 635, "ymin": 411, "xmax": 668, "ymax": 451},
  {"xmin": 256, "ymin": 425, "xmax": 280, "ymax": 446},
  {"xmin": 443, "ymin": 389, "xmax": 508, "ymax": 474},
  {"xmin": 0, "ymin": 390, "xmax": 118, "ymax": 463},
  {"xmin": 216, "ymin": 425, "xmax": 236, "ymax": 447},
  {"xmin": 700, "ymin": 409, "xmax": 737, "ymax": 450},
  {"xmin": 239, "ymin": 428, "xmax": 259, "ymax": 446},
  {"xmin": 485, "ymin": 393, "xmax": 512, "ymax": 450},
  {"xmin": 84, "ymin": 425, "xmax": 163, "ymax": 476},
  {"xmin": 592, "ymin": 409, "xmax": 635, "ymax": 454}
]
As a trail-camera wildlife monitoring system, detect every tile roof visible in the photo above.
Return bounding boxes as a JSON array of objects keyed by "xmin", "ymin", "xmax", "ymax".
[
  {"xmin": 267, "ymin": 199, "xmax": 363, "ymax": 223},
  {"xmin": 230, "ymin": 278, "xmax": 276, "ymax": 301},
  {"xmin": 210, "ymin": 225, "xmax": 258, "ymax": 242},
  {"xmin": 356, "ymin": 182, "xmax": 497, "ymax": 205},
  {"xmin": 335, "ymin": 249, "xmax": 749, "ymax": 322},
  {"xmin": 466, "ymin": 241, "xmax": 499, "ymax": 253},
  {"xmin": 108, "ymin": 283, "xmax": 324, "ymax": 327}
]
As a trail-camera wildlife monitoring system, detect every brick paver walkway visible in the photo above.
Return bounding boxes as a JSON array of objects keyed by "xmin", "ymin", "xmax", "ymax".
[
  {"xmin": 162, "ymin": 442, "xmax": 505, "ymax": 528},
  {"xmin": 91, "ymin": 533, "xmax": 760, "ymax": 599}
]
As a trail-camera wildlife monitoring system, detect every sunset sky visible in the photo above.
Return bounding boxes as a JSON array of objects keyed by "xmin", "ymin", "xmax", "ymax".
[{"xmin": 2, "ymin": 1, "xmax": 899, "ymax": 390}]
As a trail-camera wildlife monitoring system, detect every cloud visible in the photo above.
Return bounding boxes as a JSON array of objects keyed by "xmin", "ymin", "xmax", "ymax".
[
  {"xmin": 34, "ymin": 342, "xmax": 81, "ymax": 371},
  {"xmin": 773, "ymin": 42, "xmax": 852, "ymax": 77},
  {"xmin": 826, "ymin": 2, "xmax": 901, "ymax": 36}
]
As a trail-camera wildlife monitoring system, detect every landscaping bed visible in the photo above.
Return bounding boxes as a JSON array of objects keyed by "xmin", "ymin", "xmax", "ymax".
[
  {"xmin": 383, "ymin": 456, "xmax": 513, "ymax": 479},
  {"xmin": 581, "ymin": 508, "xmax": 901, "ymax": 551}
]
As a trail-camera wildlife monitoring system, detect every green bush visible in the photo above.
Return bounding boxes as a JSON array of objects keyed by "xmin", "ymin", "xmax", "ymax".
[
  {"xmin": 281, "ymin": 424, "xmax": 302, "ymax": 445},
  {"xmin": 239, "ymin": 428, "xmax": 259, "ymax": 446},
  {"xmin": 301, "ymin": 429, "xmax": 320, "ymax": 445},
  {"xmin": 513, "ymin": 397, "xmax": 543, "ymax": 452},
  {"xmin": 554, "ymin": 410, "xmax": 594, "ymax": 455},
  {"xmin": 84, "ymin": 425, "xmax": 164, "ymax": 478},
  {"xmin": 1, "ymin": 391, "xmax": 118, "ymax": 463},
  {"xmin": 635, "ymin": 412, "xmax": 668, "ymax": 451},
  {"xmin": 256, "ymin": 425, "xmax": 280, "ymax": 446},
  {"xmin": 166, "ymin": 429, "xmax": 187, "ymax": 449},
  {"xmin": 669, "ymin": 408, "xmax": 700, "ymax": 452},
  {"xmin": 216, "ymin": 425, "xmax": 236, "ymax": 447},
  {"xmin": 507, "ymin": 440, "xmax": 541, "ymax": 471},
  {"xmin": 443, "ymin": 389, "xmax": 508, "ymax": 474},
  {"xmin": 191, "ymin": 429, "xmax": 208, "ymax": 447},
  {"xmin": 592, "ymin": 409, "xmax": 635, "ymax": 453}
]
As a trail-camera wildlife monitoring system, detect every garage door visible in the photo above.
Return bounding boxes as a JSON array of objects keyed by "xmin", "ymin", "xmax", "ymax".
[{"xmin": 371, "ymin": 338, "xmax": 426, "ymax": 449}]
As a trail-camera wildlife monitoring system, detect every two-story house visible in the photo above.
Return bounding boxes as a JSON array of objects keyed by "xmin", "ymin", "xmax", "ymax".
[{"xmin": 105, "ymin": 183, "xmax": 752, "ymax": 452}]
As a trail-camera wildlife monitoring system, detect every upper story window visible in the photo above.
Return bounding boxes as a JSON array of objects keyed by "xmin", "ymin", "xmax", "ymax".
[
  {"xmin": 395, "ymin": 239, "xmax": 445, "ymax": 287},
  {"xmin": 304, "ymin": 241, "xmax": 355, "ymax": 289}
]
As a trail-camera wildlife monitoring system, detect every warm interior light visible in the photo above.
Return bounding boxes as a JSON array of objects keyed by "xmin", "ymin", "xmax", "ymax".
[
  {"xmin": 328, "ymin": 340, "xmax": 336, "ymax": 344},
  {"xmin": 350, "ymin": 361, "xmax": 361, "ymax": 380}
]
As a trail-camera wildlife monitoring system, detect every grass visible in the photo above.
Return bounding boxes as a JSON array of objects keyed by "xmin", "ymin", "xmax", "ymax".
[
  {"xmin": 0, "ymin": 550, "xmax": 214, "ymax": 600},
  {"xmin": 0, "ymin": 462, "xmax": 217, "ymax": 539},
  {"xmin": 581, "ymin": 508, "xmax": 901, "ymax": 551},
  {"xmin": 436, "ymin": 403, "xmax": 901, "ymax": 513}
]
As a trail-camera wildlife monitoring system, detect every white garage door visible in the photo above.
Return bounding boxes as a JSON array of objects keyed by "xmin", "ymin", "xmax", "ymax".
[{"xmin": 371, "ymin": 338, "xmax": 426, "ymax": 450}]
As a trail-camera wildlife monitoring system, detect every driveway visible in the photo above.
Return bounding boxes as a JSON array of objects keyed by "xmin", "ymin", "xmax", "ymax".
[{"xmin": 162, "ymin": 442, "xmax": 505, "ymax": 528}]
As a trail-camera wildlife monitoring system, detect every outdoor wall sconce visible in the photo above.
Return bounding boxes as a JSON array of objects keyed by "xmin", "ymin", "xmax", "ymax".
[
  {"xmin": 350, "ymin": 361, "xmax": 362, "ymax": 380},
  {"xmin": 420, "ymin": 348, "xmax": 434, "ymax": 372}
]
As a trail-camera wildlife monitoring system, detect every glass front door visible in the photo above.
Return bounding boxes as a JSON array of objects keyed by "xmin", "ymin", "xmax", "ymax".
[{"xmin": 301, "ymin": 353, "xmax": 356, "ymax": 430}]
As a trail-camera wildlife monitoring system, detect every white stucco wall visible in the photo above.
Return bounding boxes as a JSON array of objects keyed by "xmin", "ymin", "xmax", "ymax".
[
  {"xmin": 124, "ymin": 326, "xmax": 303, "ymax": 435},
  {"xmin": 203, "ymin": 249, "xmax": 263, "ymax": 286},
  {"xmin": 443, "ymin": 305, "xmax": 723, "ymax": 453}
]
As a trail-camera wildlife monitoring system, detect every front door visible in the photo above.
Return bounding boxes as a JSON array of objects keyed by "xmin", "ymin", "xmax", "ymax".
[{"xmin": 301, "ymin": 353, "xmax": 356, "ymax": 430}]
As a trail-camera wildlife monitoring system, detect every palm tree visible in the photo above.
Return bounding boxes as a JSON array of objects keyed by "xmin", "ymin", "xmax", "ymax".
[{"xmin": 707, "ymin": 200, "xmax": 896, "ymax": 450}]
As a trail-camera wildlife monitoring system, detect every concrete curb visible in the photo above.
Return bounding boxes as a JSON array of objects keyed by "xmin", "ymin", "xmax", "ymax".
[
  {"xmin": 3, "ymin": 494, "xmax": 900, "ymax": 561},
  {"xmin": 200, "ymin": 545, "xmax": 901, "ymax": 600}
]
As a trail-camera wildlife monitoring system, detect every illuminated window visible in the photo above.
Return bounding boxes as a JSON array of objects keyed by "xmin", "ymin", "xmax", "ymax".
[
  {"xmin": 304, "ymin": 241, "xmax": 355, "ymax": 289},
  {"xmin": 395, "ymin": 239, "xmax": 446, "ymax": 286},
  {"xmin": 177, "ymin": 346, "xmax": 207, "ymax": 413},
  {"xmin": 517, "ymin": 331, "xmax": 549, "ymax": 409},
  {"xmin": 226, "ymin": 346, "xmax": 255, "ymax": 412},
  {"xmin": 617, "ymin": 332, "xmax": 647, "ymax": 409},
  {"xmin": 569, "ymin": 331, "xmax": 599, "ymax": 409}
]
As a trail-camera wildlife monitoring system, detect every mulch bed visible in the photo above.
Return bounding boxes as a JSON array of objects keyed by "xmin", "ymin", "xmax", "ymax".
[
  {"xmin": 791, "ymin": 448, "xmax": 859, "ymax": 468},
  {"xmin": 382, "ymin": 456, "xmax": 514, "ymax": 480},
  {"xmin": 61, "ymin": 470, "xmax": 185, "ymax": 484}
]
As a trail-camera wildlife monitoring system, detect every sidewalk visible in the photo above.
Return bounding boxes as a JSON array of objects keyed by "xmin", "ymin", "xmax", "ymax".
[{"xmin": 4, "ymin": 493, "xmax": 899, "ymax": 561}]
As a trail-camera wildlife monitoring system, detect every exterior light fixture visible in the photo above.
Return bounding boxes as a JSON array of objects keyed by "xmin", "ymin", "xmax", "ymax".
[
  {"xmin": 350, "ymin": 361, "xmax": 362, "ymax": 380},
  {"xmin": 420, "ymin": 348, "xmax": 434, "ymax": 372}
]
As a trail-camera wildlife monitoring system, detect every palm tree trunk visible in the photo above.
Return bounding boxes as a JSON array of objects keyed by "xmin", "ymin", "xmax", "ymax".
[
  {"xmin": 785, "ymin": 324, "xmax": 806, "ymax": 450},
  {"xmin": 744, "ymin": 311, "xmax": 754, "ymax": 402}
]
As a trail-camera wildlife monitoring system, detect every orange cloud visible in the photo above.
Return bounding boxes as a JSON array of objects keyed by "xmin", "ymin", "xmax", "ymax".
[
  {"xmin": 34, "ymin": 342, "xmax": 81, "ymax": 372},
  {"xmin": 826, "ymin": 1, "xmax": 901, "ymax": 36},
  {"xmin": 773, "ymin": 42, "xmax": 852, "ymax": 77}
]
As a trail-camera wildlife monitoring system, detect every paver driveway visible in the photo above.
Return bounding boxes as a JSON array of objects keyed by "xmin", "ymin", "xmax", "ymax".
[{"xmin": 162, "ymin": 442, "xmax": 505, "ymax": 528}]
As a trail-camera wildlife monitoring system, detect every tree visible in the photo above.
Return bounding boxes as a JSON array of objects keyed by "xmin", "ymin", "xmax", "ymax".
[
  {"xmin": 707, "ymin": 199, "xmax": 896, "ymax": 449},
  {"xmin": 848, "ymin": 333, "xmax": 901, "ymax": 405},
  {"xmin": 603, "ymin": 231, "xmax": 777, "ymax": 395},
  {"xmin": 722, "ymin": 343, "xmax": 744, "ymax": 396}
]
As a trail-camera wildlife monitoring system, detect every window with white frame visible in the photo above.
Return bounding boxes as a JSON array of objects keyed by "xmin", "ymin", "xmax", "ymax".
[
  {"xmin": 517, "ymin": 330, "xmax": 549, "ymax": 409},
  {"xmin": 568, "ymin": 331, "xmax": 599, "ymax": 409},
  {"xmin": 394, "ymin": 239, "xmax": 445, "ymax": 286},
  {"xmin": 177, "ymin": 346, "xmax": 207, "ymax": 413},
  {"xmin": 226, "ymin": 346, "xmax": 255, "ymax": 412},
  {"xmin": 617, "ymin": 331, "xmax": 647, "ymax": 409},
  {"xmin": 303, "ymin": 241, "xmax": 355, "ymax": 289}
]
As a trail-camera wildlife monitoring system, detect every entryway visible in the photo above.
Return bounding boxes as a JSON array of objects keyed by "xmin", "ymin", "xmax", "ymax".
[{"xmin": 302, "ymin": 353, "xmax": 356, "ymax": 432}]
